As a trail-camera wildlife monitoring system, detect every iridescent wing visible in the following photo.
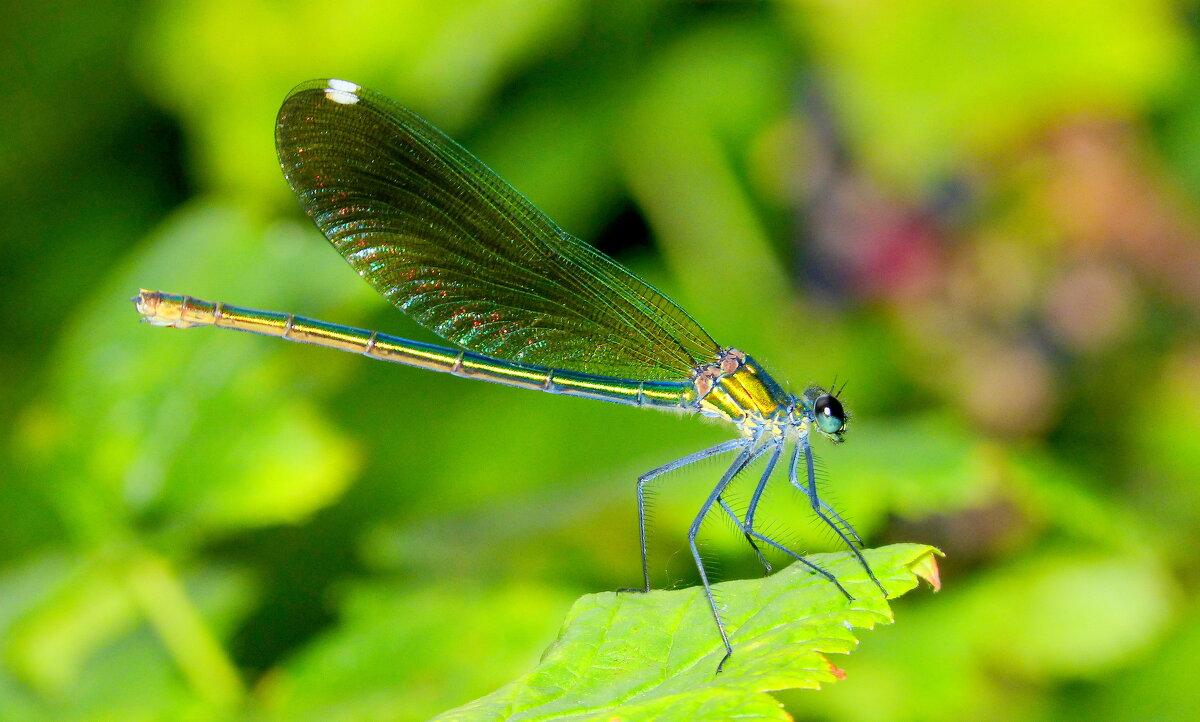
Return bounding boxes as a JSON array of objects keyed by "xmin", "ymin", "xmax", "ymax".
[{"xmin": 275, "ymin": 79, "xmax": 719, "ymax": 380}]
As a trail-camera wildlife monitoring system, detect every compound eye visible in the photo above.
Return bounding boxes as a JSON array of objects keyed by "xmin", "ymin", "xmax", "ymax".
[{"xmin": 814, "ymin": 394, "xmax": 845, "ymax": 435}]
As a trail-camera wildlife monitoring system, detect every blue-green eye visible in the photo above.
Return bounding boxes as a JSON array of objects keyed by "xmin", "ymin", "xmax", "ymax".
[{"xmin": 814, "ymin": 394, "xmax": 845, "ymax": 434}]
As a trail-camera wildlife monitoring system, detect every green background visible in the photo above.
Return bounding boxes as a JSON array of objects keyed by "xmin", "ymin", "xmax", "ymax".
[{"xmin": 2, "ymin": 1, "xmax": 1198, "ymax": 719}]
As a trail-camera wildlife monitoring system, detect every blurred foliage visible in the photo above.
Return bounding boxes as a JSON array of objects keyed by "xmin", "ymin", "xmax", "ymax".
[{"xmin": 1, "ymin": 0, "xmax": 1198, "ymax": 720}]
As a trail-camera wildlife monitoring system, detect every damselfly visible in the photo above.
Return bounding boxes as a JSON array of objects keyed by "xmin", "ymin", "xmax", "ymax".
[{"xmin": 134, "ymin": 78, "xmax": 885, "ymax": 672}]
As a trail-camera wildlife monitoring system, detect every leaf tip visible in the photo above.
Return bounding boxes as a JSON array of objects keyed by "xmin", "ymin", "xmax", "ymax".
[{"xmin": 909, "ymin": 548, "xmax": 944, "ymax": 592}]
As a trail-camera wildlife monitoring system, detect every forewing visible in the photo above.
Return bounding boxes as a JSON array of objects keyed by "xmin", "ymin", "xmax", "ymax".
[{"xmin": 275, "ymin": 79, "xmax": 719, "ymax": 380}]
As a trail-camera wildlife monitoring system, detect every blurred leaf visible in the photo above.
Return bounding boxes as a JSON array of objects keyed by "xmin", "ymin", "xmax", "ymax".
[
  {"xmin": 136, "ymin": 0, "xmax": 584, "ymax": 199},
  {"xmin": 619, "ymin": 19, "xmax": 793, "ymax": 344},
  {"xmin": 1157, "ymin": 64, "xmax": 1200, "ymax": 201},
  {"xmin": 0, "ymin": 0, "xmax": 144, "ymax": 189},
  {"xmin": 257, "ymin": 582, "xmax": 574, "ymax": 722},
  {"xmin": 1129, "ymin": 349, "xmax": 1200, "ymax": 549},
  {"xmin": 966, "ymin": 549, "xmax": 1175, "ymax": 679},
  {"xmin": 1064, "ymin": 600, "xmax": 1200, "ymax": 721},
  {"xmin": 1006, "ymin": 449, "xmax": 1158, "ymax": 552},
  {"xmin": 14, "ymin": 200, "xmax": 365, "ymax": 544},
  {"xmin": 820, "ymin": 416, "xmax": 1004, "ymax": 537},
  {"xmin": 1, "ymin": 554, "xmax": 136, "ymax": 697},
  {"xmin": 436, "ymin": 544, "xmax": 939, "ymax": 721},
  {"xmin": 471, "ymin": 74, "xmax": 625, "ymax": 240},
  {"xmin": 793, "ymin": 592, "xmax": 997, "ymax": 722},
  {"xmin": 1137, "ymin": 349, "xmax": 1200, "ymax": 484},
  {"xmin": 0, "ymin": 549, "xmax": 255, "ymax": 718},
  {"xmin": 792, "ymin": 0, "xmax": 1187, "ymax": 186},
  {"xmin": 800, "ymin": 547, "xmax": 1175, "ymax": 722}
]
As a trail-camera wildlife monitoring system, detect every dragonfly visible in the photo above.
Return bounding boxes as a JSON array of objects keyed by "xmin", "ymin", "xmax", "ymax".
[{"xmin": 134, "ymin": 78, "xmax": 886, "ymax": 672}]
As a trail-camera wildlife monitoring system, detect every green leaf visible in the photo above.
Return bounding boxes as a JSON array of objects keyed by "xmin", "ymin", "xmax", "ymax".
[
  {"xmin": 794, "ymin": 0, "xmax": 1186, "ymax": 187},
  {"xmin": 435, "ymin": 544, "xmax": 940, "ymax": 721},
  {"xmin": 965, "ymin": 549, "xmax": 1174, "ymax": 679},
  {"xmin": 3, "ymin": 555, "xmax": 137, "ymax": 696},
  {"xmin": 14, "ymin": 201, "xmax": 366, "ymax": 541},
  {"xmin": 257, "ymin": 582, "xmax": 576, "ymax": 722},
  {"xmin": 136, "ymin": 0, "xmax": 585, "ymax": 199}
]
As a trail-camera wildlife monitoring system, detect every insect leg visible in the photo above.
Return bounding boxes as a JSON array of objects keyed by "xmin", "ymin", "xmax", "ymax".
[
  {"xmin": 792, "ymin": 436, "xmax": 887, "ymax": 596},
  {"xmin": 688, "ymin": 442, "xmax": 759, "ymax": 673},
  {"xmin": 624, "ymin": 438, "xmax": 748, "ymax": 593},
  {"xmin": 741, "ymin": 527, "xmax": 851, "ymax": 599},
  {"xmin": 739, "ymin": 439, "xmax": 785, "ymax": 572},
  {"xmin": 716, "ymin": 497, "xmax": 771, "ymax": 573},
  {"xmin": 715, "ymin": 440, "xmax": 776, "ymax": 572}
]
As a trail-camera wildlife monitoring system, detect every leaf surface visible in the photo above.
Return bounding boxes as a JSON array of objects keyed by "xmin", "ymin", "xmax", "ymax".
[{"xmin": 436, "ymin": 543, "xmax": 941, "ymax": 721}]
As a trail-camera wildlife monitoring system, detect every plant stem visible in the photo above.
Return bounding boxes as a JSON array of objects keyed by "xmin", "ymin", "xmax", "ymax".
[{"xmin": 122, "ymin": 549, "xmax": 244, "ymax": 708}]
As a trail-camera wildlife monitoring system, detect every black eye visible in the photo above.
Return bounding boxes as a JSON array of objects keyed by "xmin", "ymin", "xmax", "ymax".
[{"xmin": 814, "ymin": 394, "xmax": 845, "ymax": 434}]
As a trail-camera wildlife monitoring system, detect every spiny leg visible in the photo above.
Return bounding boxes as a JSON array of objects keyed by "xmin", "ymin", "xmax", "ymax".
[
  {"xmin": 730, "ymin": 440, "xmax": 785, "ymax": 574},
  {"xmin": 733, "ymin": 442, "xmax": 853, "ymax": 597},
  {"xmin": 818, "ymin": 500, "xmax": 864, "ymax": 547},
  {"xmin": 741, "ymin": 528, "xmax": 852, "ymax": 599},
  {"xmin": 714, "ymin": 441, "xmax": 777, "ymax": 573},
  {"xmin": 716, "ymin": 497, "xmax": 771, "ymax": 572},
  {"xmin": 793, "ymin": 436, "xmax": 888, "ymax": 596},
  {"xmin": 804, "ymin": 454, "xmax": 864, "ymax": 547},
  {"xmin": 739, "ymin": 440, "xmax": 783, "ymax": 571},
  {"xmin": 688, "ymin": 441, "xmax": 762, "ymax": 673},
  {"xmin": 777, "ymin": 443, "xmax": 864, "ymax": 544},
  {"xmin": 795, "ymin": 447, "xmax": 863, "ymax": 547},
  {"xmin": 624, "ymin": 438, "xmax": 748, "ymax": 593}
]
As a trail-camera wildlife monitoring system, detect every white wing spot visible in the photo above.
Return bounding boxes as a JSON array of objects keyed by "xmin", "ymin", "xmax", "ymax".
[{"xmin": 325, "ymin": 79, "xmax": 361, "ymax": 105}]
